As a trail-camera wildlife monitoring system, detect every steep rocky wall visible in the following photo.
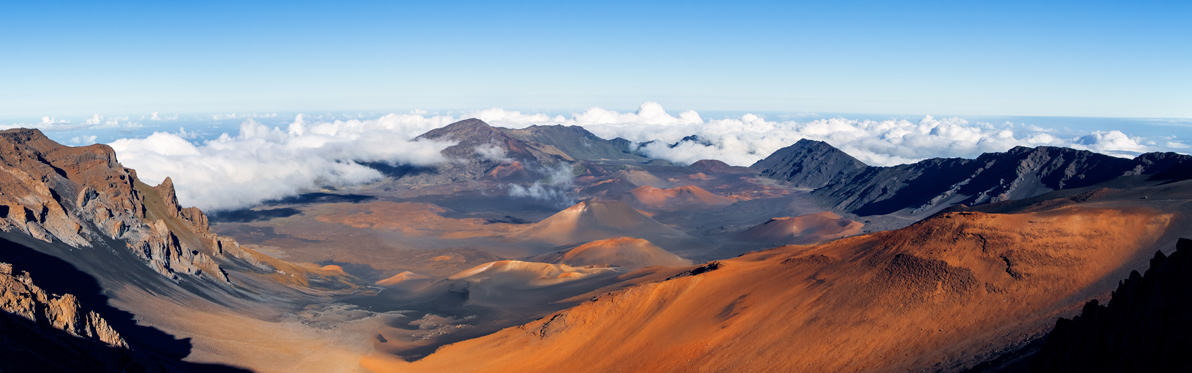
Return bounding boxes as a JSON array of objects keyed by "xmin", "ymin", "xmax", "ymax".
[{"xmin": 0, "ymin": 128, "xmax": 250, "ymax": 282}]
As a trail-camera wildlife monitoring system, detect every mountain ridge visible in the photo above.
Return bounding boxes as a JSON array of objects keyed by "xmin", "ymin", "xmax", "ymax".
[{"xmin": 753, "ymin": 138, "xmax": 1192, "ymax": 217}]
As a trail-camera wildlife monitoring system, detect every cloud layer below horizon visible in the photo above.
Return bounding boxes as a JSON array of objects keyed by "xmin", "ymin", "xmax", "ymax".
[
  {"xmin": 93, "ymin": 102, "xmax": 1187, "ymax": 211},
  {"xmin": 109, "ymin": 114, "xmax": 455, "ymax": 211}
]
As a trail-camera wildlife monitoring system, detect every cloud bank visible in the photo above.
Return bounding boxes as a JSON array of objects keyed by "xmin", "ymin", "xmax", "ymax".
[
  {"xmin": 109, "ymin": 114, "xmax": 456, "ymax": 211},
  {"xmin": 98, "ymin": 102, "xmax": 1186, "ymax": 211},
  {"xmin": 507, "ymin": 162, "xmax": 576, "ymax": 207},
  {"xmin": 442, "ymin": 102, "xmax": 1172, "ymax": 167}
]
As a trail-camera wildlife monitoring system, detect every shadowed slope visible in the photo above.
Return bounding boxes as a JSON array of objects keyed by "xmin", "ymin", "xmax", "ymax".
[{"xmin": 1032, "ymin": 238, "xmax": 1192, "ymax": 372}]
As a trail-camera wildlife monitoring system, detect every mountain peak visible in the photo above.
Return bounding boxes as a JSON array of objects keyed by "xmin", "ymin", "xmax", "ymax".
[
  {"xmin": 752, "ymin": 139, "xmax": 868, "ymax": 188},
  {"xmin": 417, "ymin": 118, "xmax": 497, "ymax": 141},
  {"xmin": 0, "ymin": 127, "xmax": 47, "ymax": 140}
]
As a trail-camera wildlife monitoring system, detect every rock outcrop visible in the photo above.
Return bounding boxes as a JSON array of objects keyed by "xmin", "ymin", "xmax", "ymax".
[
  {"xmin": 0, "ymin": 128, "xmax": 247, "ymax": 282},
  {"xmin": 0, "ymin": 261, "xmax": 126, "ymax": 347}
]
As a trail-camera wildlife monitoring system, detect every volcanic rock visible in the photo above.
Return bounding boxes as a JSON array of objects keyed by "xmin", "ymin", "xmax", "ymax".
[
  {"xmin": 755, "ymin": 140, "xmax": 1192, "ymax": 217},
  {"xmin": 0, "ymin": 128, "xmax": 248, "ymax": 282},
  {"xmin": 0, "ymin": 261, "xmax": 126, "ymax": 347},
  {"xmin": 750, "ymin": 139, "xmax": 868, "ymax": 189}
]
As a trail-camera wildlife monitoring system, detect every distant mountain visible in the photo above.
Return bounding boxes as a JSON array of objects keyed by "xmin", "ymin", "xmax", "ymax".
[
  {"xmin": 418, "ymin": 119, "xmax": 572, "ymax": 163},
  {"xmin": 756, "ymin": 139, "xmax": 1192, "ymax": 217},
  {"xmin": 750, "ymin": 139, "xmax": 868, "ymax": 189},
  {"xmin": 502, "ymin": 125, "xmax": 646, "ymax": 162},
  {"xmin": 408, "ymin": 119, "xmax": 574, "ymax": 185},
  {"xmin": 404, "ymin": 119, "xmax": 662, "ymax": 186}
]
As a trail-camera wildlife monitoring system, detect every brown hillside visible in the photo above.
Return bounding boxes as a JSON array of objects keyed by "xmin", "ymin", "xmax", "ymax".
[{"xmin": 366, "ymin": 206, "xmax": 1172, "ymax": 372}]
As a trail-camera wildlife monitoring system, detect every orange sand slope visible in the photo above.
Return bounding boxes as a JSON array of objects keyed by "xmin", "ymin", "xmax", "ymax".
[
  {"xmin": 540, "ymin": 237, "xmax": 693, "ymax": 270},
  {"xmin": 375, "ymin": 271, "xmax": 430, "ymax": 286},
  {"xmin": 626, "ymin": 185, "xmax": 736, "ymax": 210},
  {"xmin": 365, "ymin": 206, "xmax": 1172, "ymax": 372},
  {"xmin": 448, "ymin": 260, "xmax": 616, "ymax": 287},
  {"xmin": 737, "ymin": 211, "xmax": 864, "ymax": 245},
  {"xmin": 514, "ymin": 200, "xmax": 690, "ymax": 246}
]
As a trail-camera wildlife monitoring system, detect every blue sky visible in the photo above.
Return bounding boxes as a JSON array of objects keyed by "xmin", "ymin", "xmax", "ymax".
[{"xmin": 2, "ymin": 1, "xmax": 1189, "ymax": 119}]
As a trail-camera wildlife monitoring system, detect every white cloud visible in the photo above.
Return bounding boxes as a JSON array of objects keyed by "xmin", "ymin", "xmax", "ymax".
[
  {"xmin": 474, "ymin": 143, "xmax": 511, "ymax": 163},
  {"xmin": 1075, "ymin": 130, "xmax": 1148, "ymax": 155},
  {"xmin": 41, "ymin": 116, "xmax": 69, "ymax": 125},
  {"xmin": 508, "ymin": 162, "xmax": 575, "ymax": 207},
  {"xmin": 470, "ymin": 108, "xmax": 565, "ymax": 128},
  {"xmin": 95, "ymin": 102, "xmax": 1189, "ymax": 211},
  {"xmin": 147, "ymin": 112, "xmax": 176, "ymax": 120},
  {"xmin": 212, "ymin": 112, "xmax": 279, "ymax": 120},
  {"xmin": 546, "ymin": 103, "xmax": 1183, "ymax": 166},
  {"xmin": 1, "ymin": 114, "xmax": 142, "ymax": 132},
  {"xmin": 70, "ymin": 135, "xmax": 98, "ymax": 144},
  {"xmin": 109, "ymin": 116, "xmax": 456, "ymax": 211}
]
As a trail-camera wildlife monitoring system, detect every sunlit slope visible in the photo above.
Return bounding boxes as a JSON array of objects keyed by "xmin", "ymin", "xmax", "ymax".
[
  {"xmin": 515, "ymin": 200, "xmax": 691, "ymax": 247},
  {"xmin": 367, "ymin": 206, "xmax": 1171, "ymax": 372},
  {"xmin": 536, "ymin": 237, "xmax": 694, "ymax": 270}
]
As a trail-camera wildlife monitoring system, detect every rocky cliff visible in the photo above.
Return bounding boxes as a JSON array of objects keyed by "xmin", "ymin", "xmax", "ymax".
[
  {"xmin": 0, "ymin": 261, "xmax": 126, "ymax": 347},
  {"xmin": 0, "ymin": 128, "xmax": 247, "ymax": 282}
]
